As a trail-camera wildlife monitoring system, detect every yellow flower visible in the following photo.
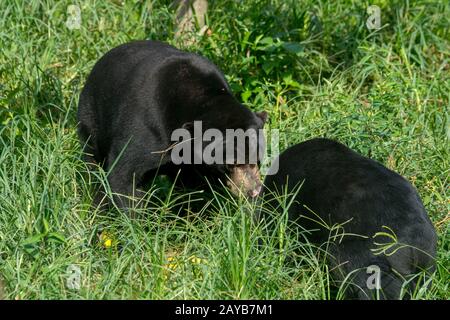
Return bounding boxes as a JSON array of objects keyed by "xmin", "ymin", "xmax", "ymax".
[
  {"xmin": 166, "ymin": 256, "xmax": 179, "ymax": 270},
  {"xmin": 99, "ymin": 231, "xmax": 116, "ymax": 249},
  {"xmin": 189, "ymin": 255, "xmax": 207, "ymax": 265}
]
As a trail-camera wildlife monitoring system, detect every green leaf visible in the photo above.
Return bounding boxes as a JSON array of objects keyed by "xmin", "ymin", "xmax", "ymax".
[
  {"xmin": 42, "ymin": 217, "xmax": 50, "ymax": 234},
  {"xmin": 282, "ymin": 74, "xmax": 301, "ymax": 88},
  {"xmin": 262, "ymin": 60, "xmax": 277, "ymax": 74},
  {"xmin": 21, "ymin": 233, "xmax": 45, "ymax": 246},
  {"xmin": 258, "ymin": 36, "xmax": 273, "ymax": 45},
  {"xmin": 47, "ymin": 232, "xmax": 66, "ymax": 244},
  {"xmin": 281, "ymin": 42, "xmax": 304, "ymax": 55},
  {"xmin": 241, "ymin": 90, "xmax": 252, "ymax": 103}
]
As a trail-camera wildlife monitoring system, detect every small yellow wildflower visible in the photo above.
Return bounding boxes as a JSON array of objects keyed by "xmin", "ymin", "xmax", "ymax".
[{"xmin": 99, "ymin": 231, "xmax": 116, "ymax": 249}]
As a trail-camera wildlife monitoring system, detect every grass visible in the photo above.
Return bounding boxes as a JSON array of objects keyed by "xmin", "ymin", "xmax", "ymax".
[{"xmin": 0, "ymin": 0, "xmax": 448, "ymax": 299}]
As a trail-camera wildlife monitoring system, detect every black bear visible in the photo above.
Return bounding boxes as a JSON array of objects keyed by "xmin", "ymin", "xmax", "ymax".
[
  {"xmin": 260, "ymin": 138, "xmax": 437, "ymax": 299},
  {"xmin": 77, "ymin": 40, "xmax": 267, "ymax": 209}
]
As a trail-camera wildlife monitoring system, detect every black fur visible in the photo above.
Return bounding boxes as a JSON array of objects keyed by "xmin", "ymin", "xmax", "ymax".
[
  {"xmin": 261, "ymin": 138, "xmax": 437, "ymax": 299},
  {"xmin": 78, "ymin": 40, "xmax": 266, "ymax": 208}
]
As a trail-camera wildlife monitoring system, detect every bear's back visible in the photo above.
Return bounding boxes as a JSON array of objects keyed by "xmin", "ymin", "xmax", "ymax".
[
  {"xmin": 261, "ymin": 138, "xmax": 437, "ymax": 298},
  {"xmin": 263, "ymin": 138, "xmax": 436, "ymax": 245}
]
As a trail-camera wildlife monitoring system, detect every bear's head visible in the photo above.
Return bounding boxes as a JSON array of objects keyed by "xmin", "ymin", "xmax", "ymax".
[
  {"xmin": 172, "ymin": 97, "xmax": 268, "ymax": 199},
  {"xmin": 164, "ymin": 64, "xmax": 269, "ymax": 198}
]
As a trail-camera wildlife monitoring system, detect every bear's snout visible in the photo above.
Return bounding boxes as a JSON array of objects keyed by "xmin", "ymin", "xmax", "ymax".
[
  {"xmin": 247, "ymin": 184, "xmax": 262, "ymax": 198},
  {"xmin": 226, "ymin": 164, "xmax": 262, "ymax": 198}
]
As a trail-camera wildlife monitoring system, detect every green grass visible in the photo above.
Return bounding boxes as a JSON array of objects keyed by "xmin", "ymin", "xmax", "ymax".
[{"xmin": 0, "ymin": 0, "xmax": 448, "ymax": 299}]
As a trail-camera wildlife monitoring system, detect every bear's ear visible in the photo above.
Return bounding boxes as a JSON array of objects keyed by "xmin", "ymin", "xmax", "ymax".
[{"xmin": 255, "ymin": 111, "xmax": 268, "ymax": 123}]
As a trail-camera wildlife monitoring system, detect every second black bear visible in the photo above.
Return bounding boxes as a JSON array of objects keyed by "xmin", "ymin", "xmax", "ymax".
[
  {"xmin": 260, "ymin": 138, "xmax": 437, "ymax": 299},
  {"xmin": 78, "ymin": 41, "xmax": 267, "ymax": 208}
]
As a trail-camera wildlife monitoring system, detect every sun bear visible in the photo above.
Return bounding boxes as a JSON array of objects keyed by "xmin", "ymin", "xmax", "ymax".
[
  {"xmin": 260, "ymin": 138, "xmax": 437, "ymax": 299},
  {"xmin": 77, "ymin": 40, "xmax": 267, "ymax": 209}
]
